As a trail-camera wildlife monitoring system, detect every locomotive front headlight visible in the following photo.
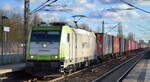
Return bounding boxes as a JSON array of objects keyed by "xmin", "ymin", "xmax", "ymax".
[
  {"xmin": 43, "ymin": 44, "xmax": 47, "ymax": 48},
  {"xmin": 55, "ymin": 56, "xmax": 58, "ymax": 59},
  {"xmin": 31, "ymin": 56, "xmax": 34, "ymax": 59}
]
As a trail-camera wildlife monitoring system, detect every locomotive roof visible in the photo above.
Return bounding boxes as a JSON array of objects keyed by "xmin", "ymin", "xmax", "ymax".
[
  {"xmin": 73, "ymin": 28, "xmax": 92, "ymax": 35},
  {"xmin": 32, "ymin": 26, "xmax": 62, "ymax": 31}
]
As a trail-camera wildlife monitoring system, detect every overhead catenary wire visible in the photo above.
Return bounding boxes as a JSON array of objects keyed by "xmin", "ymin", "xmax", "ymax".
[
  {"xmin": 30, "ymin": 0, "xmax": 50, "ymax": 14},
  {"xmin": 137, "ymin": 24, "xmax": 150, "ymax": 31},
  {"xmin": 43, "ymin": 9, "xmax": 72, "ymax": 12},
  {"xmin": 97, "ymin": 7, "xmax": 134, "ymax": 34},
  {"xmin": 120, "ymin": 0, "xmax": 150, "ymax": 14},
  {"xmin": 106, "ymin": 22, "xmax": 121, "ymax": 34},
  {"xmin": 119, "ymin": 0, "xmax": 150, "ymax": 41},
  {"xmin": 117, "ymin": 0, "xmax": 150, "ymax": 39},
  {"xmin": 30, "ymin": 0, "xmax": 58, "ymax": 14},
  {"xmin": 131, "ymin": 23, "xmax": 150, "ymax": 32},
  {"xmin": 131, "ymin": 24, "xmax": 150, "ymax": 34}
]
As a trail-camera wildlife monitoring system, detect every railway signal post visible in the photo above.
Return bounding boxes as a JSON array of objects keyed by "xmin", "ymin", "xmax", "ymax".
[{"xmin": 24, "ymin": 0, "xmax": 30, "ymax": 58}]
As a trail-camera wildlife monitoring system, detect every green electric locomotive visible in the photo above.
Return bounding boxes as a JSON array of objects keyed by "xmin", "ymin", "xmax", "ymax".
[{"xmin": 26, "ymin": 23, "xmax": 97, "ymax": 76}]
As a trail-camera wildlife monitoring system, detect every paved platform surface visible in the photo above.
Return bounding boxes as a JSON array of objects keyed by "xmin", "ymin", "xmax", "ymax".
[
  {"xmin": 0, "ymin": 63, "xmax": 25, "ymax": 74},
  {"xmin": 123, "ymin": 51, "xmax": 150, "ymax": 82}
]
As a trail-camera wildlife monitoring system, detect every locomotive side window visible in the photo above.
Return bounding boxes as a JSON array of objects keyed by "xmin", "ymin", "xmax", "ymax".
[{"xmin": 67, "ymin": 34, "xmax": 70, "ymax": 42}]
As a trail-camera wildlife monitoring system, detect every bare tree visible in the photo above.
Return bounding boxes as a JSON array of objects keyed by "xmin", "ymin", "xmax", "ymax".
[
  {"xmin": 0, "ymin": 9, "xmax": 26, "ymax": 42},
  {"xmin": 31, "ymin": 12, "xmax": 41, "ymax": 27}
]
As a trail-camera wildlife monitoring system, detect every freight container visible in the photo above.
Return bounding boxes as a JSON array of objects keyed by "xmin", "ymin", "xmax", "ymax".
[
  {"xmin": 119, "ymin": 38, "xmax": 125, "ymax": 52},
  {"xmin": 124, "ymin": 39, "xmax": 128, "ymax": 52},
  {"xmin": 138, "ymin": 43, "xmax": 141, "ymax": 49},
  {"xmin": 135, "ymin": 42, "xmax": 138, "ymax": 50},
  {"xmin": 131, "ymin": 41, "xmax": 134, "ymax": 50},
  {"xmin": 96, "ymin": 33, "xmax": 103, "ymax": 56},
  {"xmin": 133, "ymin": 41, "xmax": 136, "ymax": 50},
  {"xmin": 104, "ymin": 34, "xmax": 112, "ymax": 54},
  {"xmin": 127, "ymin": 40, "xmax": 132, "ymax": 51},
  {"xmin": 137, "ymin": 43, "xmax": 139, "ymax": 49},
  {"xmin": 126, "ymin": 39, "xmax": 129, "ymax": 51},
  {"xmin": 112, "ymin": 36, "xmax": 120, "ymax": 53},
  {"xmin": 96, "ymin": 33, "xmax": 112, "ymax": 56}
]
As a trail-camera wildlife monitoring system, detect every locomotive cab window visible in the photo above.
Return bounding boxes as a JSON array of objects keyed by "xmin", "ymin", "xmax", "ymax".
[{"xmin": 31, "ymin": 31, "xmax": 61, "ymax": 42}]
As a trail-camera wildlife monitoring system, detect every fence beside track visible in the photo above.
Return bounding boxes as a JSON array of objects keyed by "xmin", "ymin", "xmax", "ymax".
[{"xmin": 0, "ymin": 42, "xmax": 25, "ymax": 65}]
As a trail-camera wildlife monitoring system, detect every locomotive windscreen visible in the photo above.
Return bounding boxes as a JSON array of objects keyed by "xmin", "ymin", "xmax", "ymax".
[{"xmin": 31, "ymin": 31, "xmax": 61, "ymax": 42}]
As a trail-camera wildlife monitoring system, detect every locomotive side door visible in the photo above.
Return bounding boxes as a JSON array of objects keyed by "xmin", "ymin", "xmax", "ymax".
[{"xmin": 67, "ymin": 33, "xmax": 74, "ymax": 63}]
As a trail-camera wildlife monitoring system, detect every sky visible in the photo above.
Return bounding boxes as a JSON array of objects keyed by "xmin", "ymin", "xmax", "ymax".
[{"xmin": 0, "ymin": 0, "xmax": 150, "ymax": 42}]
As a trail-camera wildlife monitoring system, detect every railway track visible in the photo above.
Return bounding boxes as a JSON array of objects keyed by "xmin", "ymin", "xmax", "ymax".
[
  {"xmin": 2, "ymin": 56, "xmax": 124, "ymax": 82},
  {"xmin": 118, "ymin": 50, "xmax": 150, "ymax": 82},
  {"xmin": 2, "ymin": 49, "xmax": 148, "ymax": 82},
  {"xmin": 92, "ymin": 49, "xmax": 149, "ymax": 82},
  {"xmin": 45, "ymin": 54, "xmax": 138, "ymax": 82},
  {"xmin": 117, "ymin": 54, "xmax": 144, "ymax": 82},
  {"xmin": 30, "ymin": 60, "xmax": 113, "ymax": 82}
]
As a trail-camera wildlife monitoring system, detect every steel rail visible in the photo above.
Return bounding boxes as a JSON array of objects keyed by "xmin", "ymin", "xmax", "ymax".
[
  {"xmin": 117, "ymin": 50, "xmax": 148, "ymax": 82},
  {"xmin": 92, "ymin": 49, "xmax": 148, "ymax": 82}
]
